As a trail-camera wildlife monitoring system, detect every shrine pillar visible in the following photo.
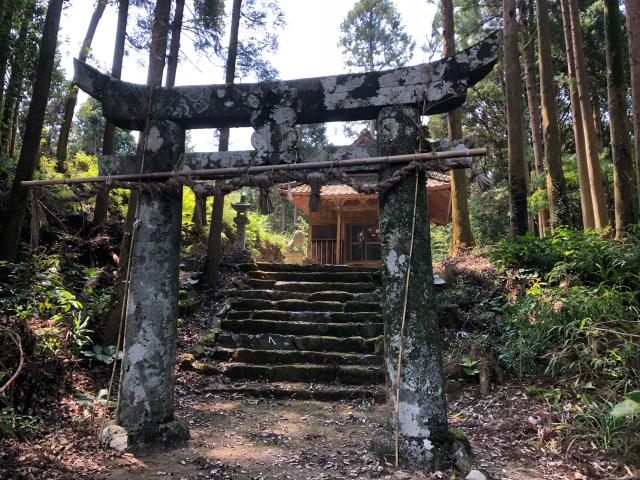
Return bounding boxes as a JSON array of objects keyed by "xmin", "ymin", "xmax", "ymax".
[
  {"xmin": 376, "ymin": 107, "xmax": 451, "ymax": 469},
  {"xmin": 115, "ymin": 120, "xmax": 189, "ymax": 446}
]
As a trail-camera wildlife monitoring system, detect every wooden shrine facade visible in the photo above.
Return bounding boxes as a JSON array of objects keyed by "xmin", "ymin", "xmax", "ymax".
[{"xmin": 282, "ymin": 175, "xmax": 452, "ymax": 265}]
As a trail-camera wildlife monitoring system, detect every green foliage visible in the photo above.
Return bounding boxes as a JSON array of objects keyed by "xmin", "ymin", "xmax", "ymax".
[
  {"xmin": 461, "ymin": 358, "xmax": 479, "ymax": 376},
  {"xmin": 1, "ymin": 255, "xmax": 114, "ymax": 358},
  {"xmin": 68, "ymin": 98, "xmax": 136, "ymax": 157},
  {"xmin": 612, "ymin": 392, "xmax": 640, "ymax": 419},
  {"xmin": 469, "ymin": 186, "xmax": 510, "ymax": 247},
  {"xmin": 338, "ymin": 0, "xmax": 415, "ymax": 72},
  {"xmin": 487, "ymin": 226, "xmax": 640, "ymax": 399},
  {"xmin": 82, "ymin": 345, "xmax": 118, "ymax": 365},
  {"xmin": 571, "ymin": 399, "xmax": 640, "ymax": 463},
  {"xmin": 0, "ymin": 407, "xmax": 39, "ymax": 438},
  {"xmin": 430, "ymin": 224, "xmax": 451, "ymax": 262}
]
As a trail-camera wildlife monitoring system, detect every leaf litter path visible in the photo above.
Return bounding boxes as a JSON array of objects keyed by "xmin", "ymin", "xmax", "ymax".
[{"xmin": 97, "ymin": 373, "xmax": 627, "ymax": 480}]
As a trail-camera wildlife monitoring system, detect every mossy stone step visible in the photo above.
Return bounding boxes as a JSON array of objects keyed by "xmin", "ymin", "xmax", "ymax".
[
  {"xmin": 247, "ymin": 270, "xmax": 380, "ymax": 283},
  {"xmin": 228, "ymin": 298, "xmax": 347, "ymax": 312},
  {"xmin": 226, "ymin": 310, "xmax": 382, "ymax": 324},
  {"xmin": 225, "ymin": 289, "xmax": 377, "ymax": 303},
  {"xmin": 226, "ymin": 289, "xmax": 309, "ymax": 301},
  {"xmin": 237, "ymin": 263, "xmax": 380, "ymax": 273},
  {"xmin": 343, "ymin": 301, "xmax": 381, "ymax": 313},
  {"xmin": 269, "ymin": 281, "xmax": 379, "ymax": 294},
  {"xmin": 221, "ymin": 318, "xmax": 383, "ymax": 338},
  {"xmin": 202, "ymin": 382, "xmax": 386, "ymax": 403},
  {"xmin": 194, "ymin": 362, "xmax": 384, "ymax": 385},
  {"xmin": 222, "ymin": 348, "xmax": 383, "ymax": 366},
  {"xmin": 216, "ymin": 333, "xmax": 383, "ymax": 354}
]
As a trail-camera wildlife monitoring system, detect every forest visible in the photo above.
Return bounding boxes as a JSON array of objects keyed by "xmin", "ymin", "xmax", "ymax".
[{"xmin": 0, "ymin": 0, "xmax": 639, "ymax": 479}]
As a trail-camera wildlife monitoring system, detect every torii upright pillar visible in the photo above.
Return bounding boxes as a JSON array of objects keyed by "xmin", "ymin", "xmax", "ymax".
[
  {"xmin": 115, "ymin": 120, "xmax": 189, "ymax": 445},
  {"xmin": 376, "ymin": 106, "xmax": 450, "ymax": 469}
]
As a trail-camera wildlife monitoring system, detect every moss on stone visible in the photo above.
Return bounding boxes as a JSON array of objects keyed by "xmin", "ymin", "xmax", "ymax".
[
  {"xmin": 274, "ymin": 299, "xmax": 343, "ymax": 312},
  {"xmin": 178, "ymin": 290, "xmax": 201, "ymax": 316},
  {"xmin": 200, "ymin": 328, "xmax": 221, "ymax": 347}
]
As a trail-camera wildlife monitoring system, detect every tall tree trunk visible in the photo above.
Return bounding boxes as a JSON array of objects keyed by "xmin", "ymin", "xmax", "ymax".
[
  {"xmin": 54, "ymin": 0, "xmax": 107, "ymax": 172},
  {"xmin": 165, "ymin": 0, "xmax": 184, "ymax": 88},
  {"xmin": 442, "ymin": 0, "xmax": 475, "ymax": 254},
  {"xmin": 624, "ymin": 0, "xmax": 640, "ymax": 212},
  {"xmin": 0, "ymin": 1, "xmax": 16, "ymax": 120},
  {"xmin": 217, "ymin": 0, "xmax": 242, "ymax": 152},
  {"xmin": 203, "ymin": 0, "xmax": 242, "ymax": 287},
  {"xmin": 604, "ymin": 0, "xmax": 637, "ymax": 236},
  {"xmin": 560, "ymin": 0, "xmax": 594, "ymax": 229},
  {"xmin": 0, "ymin": 7, "xmax": 32, "ymax": 154},
  {"xmin": 0, "ymin": 0, "xmax": 64, "ymax": 262},
  {"xmin": 567, "ymin": 0, "xmax": 610, "ymax": 229},
  {"xmin": 9, "ymin": 97, "xmax": 19, "ymax": 157},
  {"xmin": 94, "ymin": 0, "xmax": 129, "ymax": 227},
  {"xmin": 202, "ymin": 194, "xmax": 225, "ymax": 287},
  {"xmin": 537, "ymin": 0, "xmax": 570, "ymax": 228},
  {"xmin": 520, "ymin": 0, "xmax": 549, "ymax": 236},
  {"xmin": 504, "ymin": 0, "xmax": 528, "ymax": 236}
]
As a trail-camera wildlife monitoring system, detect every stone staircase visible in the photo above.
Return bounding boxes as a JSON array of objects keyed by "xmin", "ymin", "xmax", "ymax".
[{"xmin": 190, "ymin": 263, "xmax": 386, "ymax": 402}]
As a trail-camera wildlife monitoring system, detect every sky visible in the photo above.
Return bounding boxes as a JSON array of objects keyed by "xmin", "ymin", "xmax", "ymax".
[{"xmin": 58, "ymin": 0, "xmax": 439, "ymax": 151}]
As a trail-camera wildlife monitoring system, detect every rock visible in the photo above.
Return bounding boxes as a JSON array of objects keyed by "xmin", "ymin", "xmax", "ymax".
[
  {"xmin": 101, "ymin": 424, "xmax": 129, "ymax": 453},
  {"xmin": 466, "ymin": 470, "xmax": 487, "ymax": 480},
  {"xmin": 454, "ymin": 443, "xmax": 473, "ymax": 475},
  {"xmin": 391, "ymin": 470, "xmax": 413, "ymax": 479},
  {"xmin": 445, "ymin": 379, "xmax": 464, "ymax": 395},
  {"xmin": 177, "ymin": 353, "xmax": 195, "ymax": 370}
]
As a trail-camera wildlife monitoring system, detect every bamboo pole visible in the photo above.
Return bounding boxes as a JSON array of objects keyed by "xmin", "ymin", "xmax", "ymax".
[{"xmin": 21, "ymin": 148, "xmax": 486, "ymax": 188}]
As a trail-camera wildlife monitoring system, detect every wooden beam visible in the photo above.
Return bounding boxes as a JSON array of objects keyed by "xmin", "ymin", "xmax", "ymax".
[{"xmin": 21, "ymin": 148, "xmax": 485, "ymax": 188}]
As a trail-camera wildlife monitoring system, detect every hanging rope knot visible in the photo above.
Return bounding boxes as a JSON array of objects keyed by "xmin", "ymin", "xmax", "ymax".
[
  {"xmin": 307, "ymin": 172, "xmax": 325, "ymax": 212},
  {"xmin": 192, "ymin": 182, "xmax": 206, "ymax": 196},
  {"xmin": 254, "ymin": 174, "xmax": 273, "ymax": 215}
]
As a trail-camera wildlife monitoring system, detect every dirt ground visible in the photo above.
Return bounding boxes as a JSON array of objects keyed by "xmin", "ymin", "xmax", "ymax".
[
  {"xmin": 88, "ymin": 373, "xmax": 632, "ymax": 480},
  {"xmin": 2, "ymin": 359, "xmax": 638, "ymax": 479}
]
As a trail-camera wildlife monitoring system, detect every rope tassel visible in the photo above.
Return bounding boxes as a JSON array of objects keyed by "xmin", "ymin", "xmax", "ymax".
[
  {"xmin": 307, "ymin": 172, "xmax": 325, "ymax": 212},
  {"xmin": 254, "ymin": 174, "xmax": 273, "ymax": 215}
]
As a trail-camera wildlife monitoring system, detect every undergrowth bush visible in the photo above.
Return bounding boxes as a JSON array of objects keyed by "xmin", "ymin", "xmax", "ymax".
[{"xmin": 486, "ymin": 227, "xmax": 640, "ymax": 463}]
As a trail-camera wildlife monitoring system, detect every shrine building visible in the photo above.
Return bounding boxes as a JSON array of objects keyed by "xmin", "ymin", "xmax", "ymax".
[{"xmin": 281, "ymin": 174, "xmax": 451, "ymax": 265}]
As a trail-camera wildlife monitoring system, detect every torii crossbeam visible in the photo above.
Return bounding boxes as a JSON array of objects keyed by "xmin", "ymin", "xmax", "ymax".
[{"xmin": 76, "ymin": 32, "xmax": 500, "ymax": 468}]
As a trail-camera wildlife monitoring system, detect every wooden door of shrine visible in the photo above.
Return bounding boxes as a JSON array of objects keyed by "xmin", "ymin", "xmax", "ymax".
[{"xmin": 348, "ymin": 224, "xmax": 381, "ymax": 264}]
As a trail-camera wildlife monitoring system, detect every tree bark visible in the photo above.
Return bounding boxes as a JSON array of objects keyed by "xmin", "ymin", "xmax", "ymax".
[
  {"xmin": 567, "ymin": 0, "xmax": 610, "ymax": 230},
  {"xmin": 202, "ymin": 0, "xmax": 242, "ymax": 286},
  {"xmin": 0, "ymin": 1, "xmax": 16, "ymax": 120},
  {"xmin": 624, "ymin": 0, "xmax": 640, "ymax": 212},
  {"xmin": 442, "ymin": 0, "xmax": 475, "ymax": 254},
  {"xmin": 94, "ymin": 0, "xmax": 130, "ymax": 227},
  {"xmin": 55, "ymin": 0, "xmax": 107, "ymax": 173},
  {"xmin": 217, "ymin": 0, "xmax": 242, "ymax": 152},
  {"xmin": 9, "ymin": 97, "xmax": 20, "ymax": 157},
  {"xmin": 537, "ymin": 0, "xmax": 570, "ymax": 228},
  {"xmin": 0, "ymin": 0, "xmax": 64, "ymax": 262},
  {"xmin": 560, "ymin": 0, "xmax": 594, "ymax": 230},
  {"xmin": 165, "ymin": 0, "xmax": 184, "ymax": 88},
  {"xmin": 0, "ymin": 7, "xmax": 32, "ymax": 154},
  {"xmin": 520, "ymin": 0, "xmax": 549, "ymax": 236},
  {"xmin": 504, "ymin": 0, "xmax": 529, "ymax": 236},
  {"xmin": 202, "ymin": 193, "xmax": 225, "ymax": 287},
  {"xmin": 604, "ymin": 0, "xmax": 637, "ymax": 236}
]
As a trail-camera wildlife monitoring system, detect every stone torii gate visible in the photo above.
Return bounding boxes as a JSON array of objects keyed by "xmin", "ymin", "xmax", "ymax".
[{"xmin": 76, "ymin": 32, "xmax": 499, "ymax": 468}]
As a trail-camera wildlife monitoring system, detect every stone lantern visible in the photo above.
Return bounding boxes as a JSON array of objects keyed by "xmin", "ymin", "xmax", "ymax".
[{"xmin": 232, "ymin": 195, "xmax": 252, "ymax": 250}]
